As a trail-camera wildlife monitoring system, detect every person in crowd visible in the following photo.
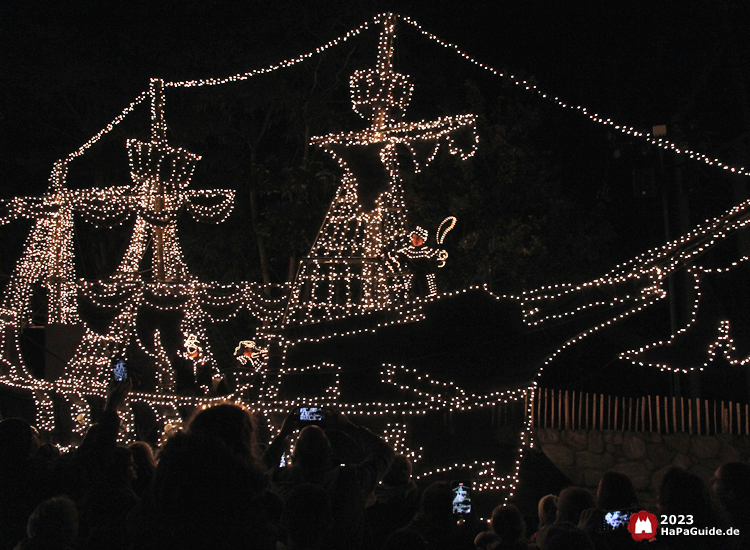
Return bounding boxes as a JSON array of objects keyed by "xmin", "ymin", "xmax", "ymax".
[
  {"xmin": 536, "ymin": 522, "xmax": 594, "ymax": 550},
  {"xmin": 69, "ymin": 380, "xmax": 133, "ymax": 500},
  {"xmin": 130, "ymin": 402, "xmax": 275, "ymax": 550},
  {"xmin": 658, "ymin": 467, "xmax": 725, "ymax": 549},
  {"xmin": 127, "ymin": 441, "xmax": 157, "ymax": 497},
  {"xmin": 490, "ymin": 504, "xmax": 527, "ymax": 550},
  {"xmin": 491, "ymin": 504, "xmax": 528, "ymax": 550},
  {"xmin": 0, "ymin": 380, "xmax": 131, "ymax": 550},
  {"xmin": 531, "ymin": 494, "xmax": 558, "ymax": 544},
  {"xmin": 383, "ymin": 529, "xmax": 429, "ymax": 550},
  {"xmin": 473, "ymin": 530, "xmax": 499, "ymax": 550},
  {"xmin": 263, "ymin": 406, "xmax": 394, "ymax": 550},
  {"xmin": 278, "ymin": 483, "xmax": 333, "ymax": 550},
  {"xmin": 367, "ymin": 453, "xmax": 421, "ymax": 548},
  {"xmin": 76, "ymin": 446, "xmax": 139, "ymax": 550},
  {"xmin": 12, "ymin": 496, "xmax": 78, "ymax": 550},
  {"xmin": 407, "ymin": 481, "xmax": 479, "ymax": 550},
  {"xmin": 0, "ymin": 418, "xmax": 44, "ymax": 550},
  {"xmin": 596, "ymin": 472, "xmax": 638, "ymax": 511},
  {"xmin": 555, "ymin": 487, "xmax": 594, "ymax": 526},
  {"xmin": 711, "ymin": 461, "xmax": 750, "ymax": 549}
]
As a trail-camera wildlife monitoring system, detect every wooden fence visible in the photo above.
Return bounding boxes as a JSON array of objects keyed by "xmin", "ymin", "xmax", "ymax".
[{"xmin": 530, "ymin": 387, "xmax": 750, "ymax": 435}]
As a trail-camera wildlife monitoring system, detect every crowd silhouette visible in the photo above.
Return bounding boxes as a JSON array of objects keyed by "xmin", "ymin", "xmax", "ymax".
[{"xmin": 1, "ymin": 381, "xmax": 749, "ymax": 550}]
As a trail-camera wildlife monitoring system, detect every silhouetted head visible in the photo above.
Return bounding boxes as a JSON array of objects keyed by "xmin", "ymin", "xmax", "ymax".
[
  {"xmin": 491, "ymin": 504, "xmax": 525, "ymax": 543},
  {"xmin": 712, "ymin": 462, "xmax": 750, "ymax": 508},
  {"xmin": 473, "ymin": 530, "xmax": 499, "ymax": 550},
  {"xmin": 26, "ymin": 496, "xmax": 79, "ymax": 545},
  {"xmin": 596, "ymin": 472, "xmax": 638, "ymax": 509},
  {"xmin": 418, "ymin": 481, "xmax": 453, "ymax": 520},
  {"xmin": 659, "ymin": 467, "xmax": 719, "ymax": 527},
  {"xmin": 538, "ymin": 494, "xmax": 559, "ymax": 528},
  {"xmin": 383, "ymin": 528, "xmax": 428, "ymax": 550},
  {"xmin": 537, "ymin": 522, "xmax": 594, "ymax": 550},
  {"xmin": 128, "ymin": 441, "xmax": 157, "ymax": 472},
  {"xmin": 0, "ymin": 417, "xmax": 39, "ymax": 465},
  {"xmin": 293, "ymin": 425, "xmax": 333, "ymax": 470},
  {"xmin": 383, "ymin": 453, "xmax": 413, "ymax": 486},
  {"xmin": 188, "ymin": 403, "xmax": 257, "ymax": 462},
  {"xmin": 556, "ymin": 487, "xmax": 594, "ymax": 525}
]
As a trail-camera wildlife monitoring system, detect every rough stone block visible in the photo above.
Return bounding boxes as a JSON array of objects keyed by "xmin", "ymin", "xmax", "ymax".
[
  {"xmin": 605, "ymin": 443, "xmax": 616, "ymax": 454},
  {"xmin": 612, "ymin": 461, "xmax": 651, "ymax": 491},
  {"xmin": 651, "ymin": 465, "xmax": 672, "ymax": 492},
  {"xmin": 663, "ymin": 432, "xmax": 690, "ymax": 454},
  {"xmin": 561, "ymin": 430, "xmax": 588, "ymax": 451},
  {"xmin": 535, "ymin": 428, "xmax": 560, "ymax": 444},
  {"xmin": 643, "ymin": 432, "xmax": 663, "ymax": 443},
  {"xmin": 583, "ymin": 468, "xmax": 606, "ymax": 488},
  {"xmin": 542, "ymin": 443, "xmax": 575, "ymax": 466},
  {"xmin": 604, "ymin": 431, "xmax": 624, "ymax": 445},
  {"xmin": 575, "ymin": 450, "xmax": 615, "ymax": 470},
  {"xmin": 623, "ymin": 433, "xmax": 646, "ymax": 459},
  {"xmin": 716, "ymin": 433, "xmax": 733, "ymax": 445},
  {"xmin": 719, "ymin": 445, "xmax": 740, "ymax": 465},
  {"xmin": 646, "ymin": 443, "xmax": 675, "ymax": 468},
  {"xmin": 697, "ymin": 458, "xmax": 722, "ymax": 472},
  {"xmin": 688, "ymin": 463, "xmax": 714, "ymax": 484},
  {"xmin": 588, "ymin": 430, "xmax": 604, "ymax": 453},
  {"xmin": 673, "ymin": 453, "xmax": 691, "ymax": 470},
  {"xmin": 690, "ymin": 436, "xmax": 721, "ymax": 459}
]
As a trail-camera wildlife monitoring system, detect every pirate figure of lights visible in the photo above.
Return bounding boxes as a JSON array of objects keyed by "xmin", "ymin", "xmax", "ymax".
[
  {"xmin": 233, "ymin": 340, "xmax": 268, "ymax": 370},
  {"xmin": 175, "ymin": 333, "xmax": 217, "ymax": 395},
  {"xmin": 284, "ymin": 14, "xmax": 478, "ymax": 324},
  {"xmin": 226, "ymin": 340, "xmax": 269, "ymax": 394},
  {"xmin": 391, "ymin": 217, "xmax": 455, "ymax": 297}
]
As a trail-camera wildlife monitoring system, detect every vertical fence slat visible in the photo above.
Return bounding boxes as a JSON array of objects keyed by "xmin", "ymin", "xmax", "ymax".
[
  {"xmin": 647, "ymin": 395, "xmax": 653, "ymax": 432},
  {"xmin": 696, "ymin": 398, "xmax": 701, "ymax": 435},
  {"xmin": 564, "ymin": 390, "xmax": 570, "ymax": 430},
  {"xmin": 578, "ymin": 391, "xmax": 582, "ymax": 430},
  {"xmin": 681, "ymin": 397, "xmax": 685, "ymax": 432},
  {"xmin": 705, "ymin": 399, "xmax": 710, "ymax": 436},
  {"xmin": 614, "ymin": 396, "xmax": 619, "ymax": 431},
  {"xmin": 672, "ymin": 397, "xmax": 677, "ymax": 435},
  {"xmin": 544, "ymin": 388, "xmax": 548, "ymax": 429},
  {"xmin": 656, "ymin": 395, "xmax": 661, "ymax": 434},
  {"xmin": 600, "ymin": 394, "xmax": 605, "ymax": 430},
  {"xmin": 714, "ymin": 399, "xmax": 719, "ymax": 434},
  {"xmin": 635, "ymin": 398, "xmax": 640, "ymax": 432},
  {"xmin": 737, "ymin": 403, "xmax": 741, "ymax": 436},
  {"xmin": 628, "ymin": 397, "xmax": 633, "ymax": 432},
  {"xmin": 746, "ymin": 404, "xmax": 749, "ymax": 436},
  {"xmin": 688, "ymin": 398, "xmax": 693, "ymax": 435}
]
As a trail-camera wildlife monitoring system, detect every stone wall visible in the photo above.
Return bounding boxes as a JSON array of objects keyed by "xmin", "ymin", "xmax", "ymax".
[{"xmin": 533, "ymin": 428, "xmax": 750, "ymax": 511}]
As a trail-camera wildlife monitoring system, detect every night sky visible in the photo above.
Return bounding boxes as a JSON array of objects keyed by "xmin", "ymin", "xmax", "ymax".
[{"xmin": 1, "ymin": 0, "xmax": 748, "ymax": 282}]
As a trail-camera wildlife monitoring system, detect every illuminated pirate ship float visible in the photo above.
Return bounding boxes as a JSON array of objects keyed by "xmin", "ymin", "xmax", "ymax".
[
  {"xmin": 0, "ymin": 15, "xmax": 489, "ymax": 462},
  {"xmin": 3, "ymin": 13, "xmax": 750, "ymax": 502}
]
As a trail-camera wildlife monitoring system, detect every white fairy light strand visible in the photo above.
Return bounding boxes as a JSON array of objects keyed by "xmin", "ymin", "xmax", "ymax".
[
  {"xmin": 398, "ymin": 15, "xmax": 749, "ymax": 178},
  {"xmin": 4, "ymin": 11, "xmax": 750, "ymax": 508}
]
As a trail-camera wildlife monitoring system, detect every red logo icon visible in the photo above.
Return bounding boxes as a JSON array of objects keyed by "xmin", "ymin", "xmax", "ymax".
[{"xmin": 628, "ymin": 510, "xmax": 658, "ymax": 541}]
